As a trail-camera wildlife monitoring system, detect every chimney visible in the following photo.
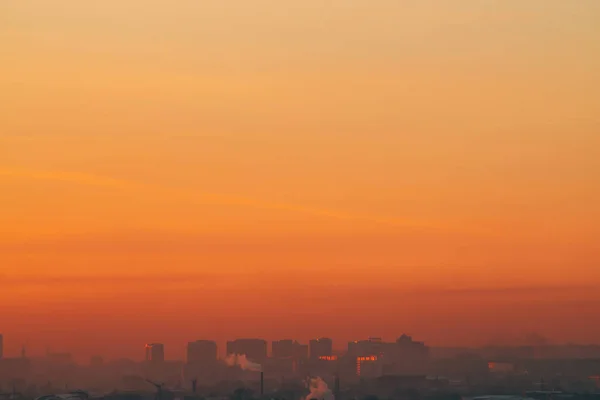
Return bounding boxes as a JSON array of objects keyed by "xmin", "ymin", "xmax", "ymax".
[{"xmin": 260, "ymin": 371, "xmax": 264, "ymax": 396}]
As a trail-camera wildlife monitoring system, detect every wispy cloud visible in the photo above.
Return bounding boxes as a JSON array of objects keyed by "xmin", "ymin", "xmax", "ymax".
[
  {"xmin": 0, "ymin": 167, "xmax": 128, "ymax": 188},
  {"xmin": 0, "ymin": 272, "xmax": 217, "ymax": 287},
  {"xmin": 0, "ymin": 166, "xmax": 440, "ymax": 232}
]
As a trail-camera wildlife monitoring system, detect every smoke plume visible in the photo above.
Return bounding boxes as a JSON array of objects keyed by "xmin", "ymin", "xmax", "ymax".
[
  {"xmin": 305, "ymin": 377, "xmax": 334, "ymax": 400},
  {"xmin": 224, "ymin": 354, "xmax": 262, "ymax": 372}
]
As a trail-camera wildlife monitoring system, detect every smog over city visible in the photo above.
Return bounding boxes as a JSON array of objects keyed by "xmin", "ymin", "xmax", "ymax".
[{"xmin": 1, "ymin": 2, "xmax": 600, "ymax": 400}]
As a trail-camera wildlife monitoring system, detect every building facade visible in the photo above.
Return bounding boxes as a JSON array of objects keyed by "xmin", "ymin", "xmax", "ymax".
[
  {"xmin": 272, "ymin": 339, "xmax": 295, "ymax": 359},
  {"xmin": 226, "ymin": 339, "xmax": 267, "ymax": 362},
  {"xmin": 309, "ymin": 338, "xmax": 333, "ymax": 360},
  {"xmin": 145, "ymin": 343, "xmax": 165, "ymax": 363},
  {"xmin": 187, "ymin": 340, "xmax": 218, "ymax": 364}
]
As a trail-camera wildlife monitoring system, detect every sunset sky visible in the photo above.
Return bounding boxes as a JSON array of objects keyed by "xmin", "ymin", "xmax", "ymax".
[{"xmin": 1, "ymin": 1, "xmax": 600, "ymax": 362}]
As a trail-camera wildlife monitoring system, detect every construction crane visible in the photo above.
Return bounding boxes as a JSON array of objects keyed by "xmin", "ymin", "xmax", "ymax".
[{"xmin": 145, "ymin": 380, "xmax": 165, "ymax": 400}]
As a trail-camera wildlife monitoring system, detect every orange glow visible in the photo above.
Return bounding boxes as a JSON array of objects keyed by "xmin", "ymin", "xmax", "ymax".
[
  {"xmin": 319, "ymin": 356, "xmax": 338, "ymax": 361},
  {"xmin": 1, "ymin": 1, "xmax": 600, "ymax": 361},
  {"xmin": 357, "ymin": 356, "xmax": 378, "ymax": 362},
  {"xmin": 356, "ymin": 356, "xmax": 378, "ymax": 376}
]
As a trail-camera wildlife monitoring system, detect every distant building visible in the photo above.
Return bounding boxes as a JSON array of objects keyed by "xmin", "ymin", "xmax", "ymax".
[
  {"xmin": 272, "ymin": 340, "xmax": 308, "ymax": 360},
  {"xmin": 396, "ymin": 335, "xmax": 429, "ymax": 358},
  {"xmin": 0, "ymin": 334, "xmax": 3, "ymax": 359},
  {"xmin": 272, "ymin": 340, "xmax": 295, "ymax": 359},
  {"xmin": 488, "ymin": 361, "xmax": 515, "ymax": 373},
  {"xmin": 226, "ymin": 339, "xmax": 267, "ymax": 363},
  {"xmin": 187, "ymin": 340, "xmax": 218, "ymax": 364},
  {"xmin": 386, "ymin": 334, "xmax": 429, "ymax": 374},
  {"xmin": 309, "ymin": 338, "xmax": 333, "ymax": 360},
  {"xmin": 294, "ymin": 342, "xmax": 309, "ymax": 360},
  {"xmin": 348, "ymin": 337, "xmax": 388, "ymax": 357},
  {"xmin": 0, "ymin": 357, "xmax": 32, "ymax": 381},
  {"xmin": 356, "ymin": 355, "xmax": 382, "ymax": 378},
  {"xmin": 145, "ymin": 343, "xmax": 165, "ymax": 363}
]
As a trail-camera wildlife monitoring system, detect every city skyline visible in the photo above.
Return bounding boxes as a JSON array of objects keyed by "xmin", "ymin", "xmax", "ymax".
[
  {"xmin": 0, "ymin": 331, "xmax": 591, "ymax": 364},
  {"xmin": 2, "ymin": 0, "xmax": 600, "ymax": 367}
]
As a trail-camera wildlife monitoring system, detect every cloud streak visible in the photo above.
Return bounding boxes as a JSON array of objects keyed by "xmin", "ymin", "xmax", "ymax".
[
  {"xmin": 0, "ymin": 272, "xmax": 218, "ymax": 287},
  {"xmin": 0, "ymin": 166, "xmax": 439, "ymax": 232}
]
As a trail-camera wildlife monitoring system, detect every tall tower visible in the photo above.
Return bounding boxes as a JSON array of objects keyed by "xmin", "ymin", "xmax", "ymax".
[
  {"xmin": 145, "ymin": 343, "xmax": 165, "ymax": 363},
  {"xmin": 309, "ymin": 338, "xmax": 333, "ymax": 360},
  {"xmin": 226, "ymin": 339, "xmax": 267, "ymax": 363},
  {"xmin": 187, "ymin": 340, "xmax": 217, "ymax": 364}
]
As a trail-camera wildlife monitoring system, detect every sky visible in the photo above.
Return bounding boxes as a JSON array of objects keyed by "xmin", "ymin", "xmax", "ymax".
[{"xmin": 1, "ymin": 1, "xmax": 600, "ymax": 362}]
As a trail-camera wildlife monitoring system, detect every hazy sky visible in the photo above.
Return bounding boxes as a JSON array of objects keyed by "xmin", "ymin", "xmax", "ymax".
[{"xmin": 1, "ymin": 1, "xmax": 599, "ymax": 361}]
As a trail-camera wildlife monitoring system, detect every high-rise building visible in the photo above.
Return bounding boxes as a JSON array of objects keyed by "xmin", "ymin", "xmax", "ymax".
[
  {"xmin": 272, "ymin": 340, "xmax": 309, "ymax": 360},
  {"xmin": 272, "ymin": 340, "xmax": 294, "ymax": 358},
  {"xmin": 187, "ymin": 340, "xmax": 217, "ymax": 364},
  {"xmin": 382, "ymin": 334, "xmax": 429, "ymax": 375},
  {"xmin": 309, "ymin": 338, "xmax": 333, "ymax": 360},
  {"xmin": 347, "ymin": 337, "xmax": 389, "ymax": 357},
  {"xmin": 145, "ymin": 343, "xmax": 165, "ymax": 363},
  {"xmin": 356, "ymin": 355, "xmax": 381, "ymax": 378},
  {"xmin": 0, "ymin": 334, "xmax": 3, "ymax": 359},
  {"xmin": 226, "ymin": 339, "xmax": 267, "ymax": 362},
  {"xmin": 294, "ymin": 342, "xmax": 309, "ymax": 360},
  {"xmin": 396, "ymin": 334, "xmax": 429, "ymax": 357}
]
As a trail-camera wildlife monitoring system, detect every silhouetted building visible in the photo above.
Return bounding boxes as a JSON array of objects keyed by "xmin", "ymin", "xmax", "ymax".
[
  {"xmin": 374, "ymin": 334, "xmax": 429, "ymax": 375},
  {"xmin": 295, "ymin": 342, "xmax": 309, "ymax": 359},
  {"xmin": 187, "ymin": 340, "xmax": 218, "ymax": 364},
  {"xmin": 396, "ymin": 334, "xmax": 428, "ymax": 354},
  {"xmin": 227, "ymin": 339, "xmax": 267, "ymax": 362},
  {"xmin": 0, "ymin": 356, "xmax": 31, "ymax": 381},
  {"xmin": 0, "ymin": 334, "xmax": 3, "ymax": 359},
  {"xmin": 273, "ymin": 340, "xmax": 295, "ymax": 359},
  {"xmin": 145, "ymin": 343, "xmax": 165, "ymax": 363},
  {"xmin": 310, "ymin": 338, "xmax": 333, "ymax": 360},
  {"xmin": 272, "ymin": 339, "xmax": 308, "ymax": 360},
  {"xmin": 348, "ymin": 337, "xmax": 389, "ymax": 357},
  {"xmin": 356, "ymin": 355, "xmax": 382, "ymax": 378}
]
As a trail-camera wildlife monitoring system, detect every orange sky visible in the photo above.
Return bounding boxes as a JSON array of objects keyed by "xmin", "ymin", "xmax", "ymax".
[{"xmin": 1, "ymin": 1, "xmax": 600, "ymax": 361}]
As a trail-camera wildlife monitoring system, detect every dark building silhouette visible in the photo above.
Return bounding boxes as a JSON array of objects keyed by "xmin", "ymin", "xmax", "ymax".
[
  {"xmin": 271, "ymin": 339, "xmax": 309, "ymax": 375},
  {"xmin": 384, "ymin": 334, "xmax": 430, "ymax": 375},
  {"xmin": 187, "ymin": 340, "xmax": 218, "ymax": 364},
  {"xmin": 294, "ymin": 341, "xmax": 309, "ymax": 360},
  {"xmin": 396, "ymin": 334, "xmax": 429, "ymax": 357},
  {"xmin": 345, "ymin": 335, "xmax": 429, "ymax": 376},
  {"xmin": 309, "ymin": 337, "xmax": 333, "ymax": 360},
  {"xmin": 145, "ymin": 343, "xmax": 165, "ymax": 363},
  {"xmin": 347, "ymin": 337, "xmax": 388, "ymax": 357},
  {"xmin": 356, "ymin": 355, "xmax": 382, "ymax": 378},
  {"xmin": 226, "ymin": 339, "xmax": 267, "ymax": 362},
  {"xmin": 273, "ymin": 339, "xmax": 295, "ymax": 359},
  {"xmin": 0, "ymin": 334, "xmax": 3, "ymax": 360},
  {"xmin": 272, "ymin": 340, "xmax": 308, "ymax": 359},
  {"xmin": 0, "ymin": 356, "xmax": 31, "ymax": 382}
]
